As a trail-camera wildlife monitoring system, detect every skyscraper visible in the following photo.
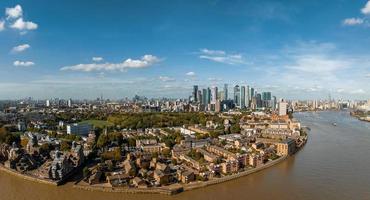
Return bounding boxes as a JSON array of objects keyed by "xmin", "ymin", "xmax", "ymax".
[
  {"xmin": 193, "ymin": 85, "xmax": 198, "ymax": 102},
  {"xmin": 262, "ymin": 92, "xmax": 272, "ymax": 101},
  {"xmin": 234, "ymin": 85, "xmax": 240, "ymax": 107},
  {"xmin": 251, "ymin": 87, "xmax": 255, "ymax": 98},
  {"xmin": 262, "ymin": 92, "xmax": 272, "ymax": 108},
  {"xmin": 256, "ymin": 93, "xmax": 262, "ymax": 108},
  {"xmin": 197, "ymin": 90, "xmax": 202, "ymax": 105},
  {"xmin": 207, "ymin": 87, "xmax": 211, "ymax": 104},
  {"xmin": 211, "ymin": 86, "xmax": 218, "ymax": 104},
  {"xmin": 223, "ymin": 84, "xmax": 228, "ymax": 101},
  {"xmin": 68, "ymin": 98, "xmax": 72, "ymax": 107},
  {"xmin": 240, "ymin": 86, "xmax": 246, "ymax": 108},
  {"xmin": 202, "ymin": 89, "xmax": 207, "ymax": 105},
  {"xmin": 246, "ymin": 85, "xmax": 250, "ymax": 108}
]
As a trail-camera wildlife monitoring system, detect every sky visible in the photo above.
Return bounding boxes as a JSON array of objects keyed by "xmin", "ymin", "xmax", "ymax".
[{"xmin": 0, "ymin": 0, "xmax": 369, "ymax": 100}]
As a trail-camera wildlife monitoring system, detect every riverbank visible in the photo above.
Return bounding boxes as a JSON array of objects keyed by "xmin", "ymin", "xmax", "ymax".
[
  {"xmin": 350, "ymin": 111, "xmax": 370, "ymax": 122},
  {"xmin": 182, "ymin": 155, "xmax": 288, "ymax": 191},
  {"xmin": 0, "ymin": 136, "xmax": 308, "ymax": 196},
  {"xmin": 0, "ymin": 164, "xmax": 58, "ymax": 186},
  {"xmin": 0, "ymin": 140, "xmax": 307, "ymax": 195},
  {"xmin": 72, "ymin": 153, "xmax": 299, "ymax": 195},
  {"xmin": 72, "ymin": 156, "xmax": 288, "ymax": 195}
]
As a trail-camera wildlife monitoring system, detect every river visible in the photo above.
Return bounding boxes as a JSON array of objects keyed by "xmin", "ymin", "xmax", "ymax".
[{"xmin": 1, "ymin": 111, "xmax": 369, "ymax": 200}]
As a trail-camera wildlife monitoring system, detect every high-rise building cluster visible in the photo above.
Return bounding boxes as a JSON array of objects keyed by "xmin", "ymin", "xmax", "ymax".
[{"xmin": 191, "ymin": 84, "xmax": 282, "ymax": 112}]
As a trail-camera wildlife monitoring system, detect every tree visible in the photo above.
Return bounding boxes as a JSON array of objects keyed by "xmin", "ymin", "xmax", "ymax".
[
  {"xmin": 162, "ymin": 148, "xmax": 171, "ymax": 157},
  {"xmin": 127, "ymin": 138, "xmax": 136, "ymax": 147},
  {"xmin": 4, "ymin": 133, "xmax": 20, "ymax": 145},
  {"xmin": 230, "ymin": 124, "xmax": 241, "ymax": 134},
  {"xmin": 209, "ymin": 131, "xmax": 221, "ymax": 138},
  {"xmin": 96, "ymin": 134, "xmax": 108, "ymax": 148},
  {"xmin": 113, "ymin": 147, "xmax": 122, "ymax": 161},
  {"xmin": 60, "ymin": 141, "xmax": 71, "ymax": 151},
  {"xmin": 20, "ymin": 138, "xmax": 29, "ymax": 148},
  {"xmin": 40, "ymin": 143, "xmax": 53, "ymax": 154},
  {"xmin": 83, "ymin": 167, "xmax": 90, "ymax": 178}
]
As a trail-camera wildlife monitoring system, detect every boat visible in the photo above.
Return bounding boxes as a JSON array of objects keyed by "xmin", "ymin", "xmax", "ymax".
[{"xmin": 332, "ymin": 122, "xmax": 337, "ymax": 126}]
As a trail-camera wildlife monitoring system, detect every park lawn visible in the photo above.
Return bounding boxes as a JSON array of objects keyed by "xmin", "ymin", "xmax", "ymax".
[{"xmin": 79, "ymin": 120, "xmax": 114, "ymax": 128}]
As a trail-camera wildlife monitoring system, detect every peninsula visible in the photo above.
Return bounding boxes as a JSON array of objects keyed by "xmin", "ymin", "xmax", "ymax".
[{"xmin": 0, "ymin": 85, "xmax": 308, "ymax": 195}]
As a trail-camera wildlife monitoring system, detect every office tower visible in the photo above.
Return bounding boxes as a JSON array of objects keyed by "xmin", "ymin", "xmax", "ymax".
[
  {"xmin": 207, "ymin": 87, "xmax": 211, "ymax": 104},
  {"xmin": 46, "ymin": 99, "xmax": 50, "ymax": 107},
  {"xmin": 68, "ymin": 98, "xmax": 72, "ymax": 107},
  {"xmin": 262, "ymin": 92, "xmax": 272, "ymax": 101},
  {"xmin": 223, "ymin": 84, "xmax": 228, "ymax": 101},
  {"xmin": 234, "ymin": 85, "xmax": 240, "ymax": 107},
  {"xmin": 197, "ymin": 90, "xmax": 202, "ymax": 105},
  {"xmin": 251, "ymin": 87, "xmax": 255, "ymax": 98},
  {"xmin": 215, "ymin": 100, "xmax": 221, "ymax": 112},
  {"xmin": 218, "ymin": 91, "xmax": 224, "ymax": 101},
  {"xmin": 202, "ymin": 89, "xmax": 207, "ymax": 105},
  {"xmin": 246, "ymin": 85, "xmax": 250, "ymax": 107},
  {"xmin": 273, "ymin": 96, "xmax": 277, "ymax": 110},
  {"xmin": 240, "ymin": 86, "xmax": 246, "ymax": 108},
  {"xmin": 256, "ymin": 93, "xmax": 262, "ymax": 108},
  {"xmin": 193, "ymin": 85, "xmax": 198, "ymax": 102},
  {"xmin": 262, "ymin": 92, "xmax": 272, "ymax": 108},
  {"xmin": 211, "ymin": 86, "xmax": 218, "ymax": 104},
  {"xmin": 278, "ymin": 101, "xmax": 288, "ymax": 116},
  {"xmin": 251, "ymin": 97, "xmax": 257, "ymax": 109}
]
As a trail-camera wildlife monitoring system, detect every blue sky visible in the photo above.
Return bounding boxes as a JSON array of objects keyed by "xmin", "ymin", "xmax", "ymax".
[{"xmin": 0, "ymin": 0, "xmax": 369, "ymax": 100}]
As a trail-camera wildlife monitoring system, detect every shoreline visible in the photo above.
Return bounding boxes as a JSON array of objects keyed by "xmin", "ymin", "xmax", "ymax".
[
  {"xmin": 0, "ymin": 139, "xmax": 307, "ymax": 195},
  {"xmin": 0, "ymin": 164, "xmax": 59, "ymax": 186},
  {"xmin": 71, "ymin": 156, "xmax": 288, "ymax": 195}
]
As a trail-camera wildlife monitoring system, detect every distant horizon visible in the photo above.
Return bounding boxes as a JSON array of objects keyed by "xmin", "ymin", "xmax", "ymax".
[{"xmin": 0, "ymin": 1, "xmax": 369, "ymax": 100}]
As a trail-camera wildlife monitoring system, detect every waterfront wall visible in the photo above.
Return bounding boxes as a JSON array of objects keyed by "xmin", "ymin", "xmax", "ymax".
[
  {"xmin": 0, "ymin": 164, "xmax": 58, "ymax": 186},
  {"xmin": 183, "ymin": 156, "xmax": 287, "ymax": 191},
  {"xmin": 72, "ymin": 155, "xmax": 289, "ymax": 195},
  {"xmin": 73, "ymin": 184, "xmax": 181, "ymax": 195}
]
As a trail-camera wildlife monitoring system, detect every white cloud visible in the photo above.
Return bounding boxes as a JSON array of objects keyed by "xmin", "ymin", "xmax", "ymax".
[
  {"xmin": 361, "ymin": 1, "xmax": 370, "ymax": 14},
  {"xmin": 365, "ymin": 73, "xmax": 370, "ymax": 78},
  {"xmin": 61, "ymin": 55, "xmax": 161, "ymax": 72},
  {"xmin": 186, "ymin": 71, "xmax": 196, "ymax": 76},
  {"xmin": 199, "ymin": 49, "xmax": 246, "ymax": 65},
  {"xmin": 0, "ymin": 20, "xmax": 5, "ymax": 31},
  {"xmin": 208, "ymin": 77, "xmax": 223, "ymax": 82},
  {"xmin": 286, "ymin": 55, "xmax": 349, "ymax": 74},
  {"xmin": 92, "ymin": 57, "xmax": 103, "ymax": 62},
  {"xmin": 11, "ymin": 18, "xmax": 38, "ymax": 30},
  {"xmin": 13, "ymin": 60, "xmax": 35, "ymax": 67},
  {"xmin": 342, "ymin": 18, "xmax": 364, "ymax": 26},
  {"xmin": 200, "ymin": 48, "xmax": 225, "ymax": 56},
  {"xmin": 11, "ymin": 44, "xmax": 30, "ymax": 53},
  {"xmin": 159, "ymin": 76, "xmax": 175, "ymax": 82},
  {"xmin": 350, "ymin": 89, "xmax": 365, "ymax": 94},
  {"xmin": 5, "ymin": 5, "xmax": 23, "ymax": 19}
]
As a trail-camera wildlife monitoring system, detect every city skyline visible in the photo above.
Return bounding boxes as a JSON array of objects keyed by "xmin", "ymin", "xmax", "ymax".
[{"xmin": 0, "ymin": 0, "xmax": 370, "ymax": 100}]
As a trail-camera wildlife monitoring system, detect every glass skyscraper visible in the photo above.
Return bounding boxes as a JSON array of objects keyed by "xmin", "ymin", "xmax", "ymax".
[{"xmin": 240, "ymin": 86, "xmax": 246, "ymax": 108}]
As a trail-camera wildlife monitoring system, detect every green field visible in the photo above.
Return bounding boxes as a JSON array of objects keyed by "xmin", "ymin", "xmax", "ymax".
[{"xmin": 79, "ymin": 120, "xmax": 114, "ymax": 128}]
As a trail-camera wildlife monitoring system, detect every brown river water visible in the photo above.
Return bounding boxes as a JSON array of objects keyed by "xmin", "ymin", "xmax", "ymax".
[{"xmin": 1, "ymin": 111, "xmax": 370, "ymax": 200}]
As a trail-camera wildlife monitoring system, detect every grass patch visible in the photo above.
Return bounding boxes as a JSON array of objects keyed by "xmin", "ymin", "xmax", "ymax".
[{"xmin": 79, "ymin": 120, "xmax": 114, "ymax": 128}]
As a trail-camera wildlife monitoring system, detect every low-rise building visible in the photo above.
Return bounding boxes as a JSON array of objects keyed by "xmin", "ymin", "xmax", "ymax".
[
  {"xmin": 66, "ymin": 123, "xmax": 92, "ymax": 136},
  {"xmin": 276, "ymin": 138, "xmax": 296, "ymax": 156}
]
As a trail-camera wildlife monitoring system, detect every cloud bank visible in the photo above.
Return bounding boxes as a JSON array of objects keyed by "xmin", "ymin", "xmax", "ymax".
[
  {"xmin": 199, "ymin": 48, "xmax": 246, "ymax": 65},
  {"xmin": 61, "ymin": 55, "xmax": 161, "ymax": 72}
]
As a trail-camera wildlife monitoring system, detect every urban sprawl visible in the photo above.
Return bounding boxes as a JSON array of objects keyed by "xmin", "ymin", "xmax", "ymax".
[{"xmin": 0, "ymin": 84, "xmax": 368, "ymax": 194}]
